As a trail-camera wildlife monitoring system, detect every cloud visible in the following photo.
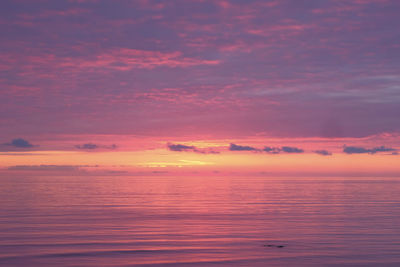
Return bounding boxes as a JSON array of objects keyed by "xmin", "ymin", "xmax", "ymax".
[
  {"xmin": 372, "ymin": 146, "xmax": 397, "ymax": 153},
  {"xmin": 230, "ymin": 144, "xmax": 304, "ymax": 154},
  {"xmin": 343, "ymin": 146, "xmax": 370, "ymax": 154},
  {"xmin": 167, "ymin": 143, "xmax": 196, "ymax": 152},
  {"xmin": 1, "ymin": 0, "xmax": 400, "ymax": 141},
  {"xmin": 281, "ymin": 146, "xmax": 304, "ymax": 153},
  {"xmin": 314, "ymin": 150, "xmax": 332, "ymax": 156},
  {"xmin": 263, "ymin": 146, "xmax": 280, "ymax": 154},
  {"xmin": 343, "ymin": 145, "xmax": 397, "ymax": 154},
  {"xmin": 75, "ymin": 143, "xmax": 117, "ymax": 150},
  {"xmin": 4, "ymin": 138, "xmax": 34, "ymax": 148},
  {"xmin": 58, "ymin": 49, "xmax": 221, "ymax": 71},
  {"xmin": 229, "ymin": 143, "xmax": 257, "ymax": 151},
  {"xmin": 167, "ymin": 143, "xmax": 219, "ymax": 154},
  {"xmin": 76, "ymin": 143, "xmax": 98, "ymax": 149},
  {"xmin": 1, "ymin": 138, "xmax": 37, "ymax": 151}
]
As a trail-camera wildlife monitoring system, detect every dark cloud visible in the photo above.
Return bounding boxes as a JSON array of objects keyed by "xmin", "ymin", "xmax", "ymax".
[
  {"xmin": 372, "ymin": 146, "xmax": 396, "ymax": 153},
  {"xmin": 75, "ymin": 143, "xmax": 117, "ymax": 150},
  {"xmin": 4, "ymin": 138, "xmax": 34, "ymax": 148},
  {"xmin": 263, "ymin": 147, "xmax": 280, "ymax": 154},
  {"xmin": 281, "ymin": 146, "xmax": 304, "ymax": 153},
  {"xmin": 314, "ymin": 150, "xmax": 332, "ymax": 156},
  {"xmin": 229, "ymin": 143, "xmax": 257, "ymax": 151},
  {"xmin": 167, "ymin": 143, "xmax": 196, "ymax": 152},
  {"xmin": 167, "ymin": 143, "xmax": 219, "ymax": 154},
  {"xmin": 343, "ymin": 146, "xmax": 370, "ymax": 154},
  {"xmin": 343, "ymin": 145, "xmax": 397, "ymax": 154},
  {"xmin": 230, "ymin": 144, "xmax": 304, "ymax": 154},
  {"xmin": 76, "ymin": 143, "xmax": 98, "ymax": 149}
]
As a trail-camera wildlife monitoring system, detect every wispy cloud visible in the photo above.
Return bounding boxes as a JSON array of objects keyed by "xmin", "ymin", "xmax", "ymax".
[
  {"xmin": 60, "ymin": 49, "xmax": 221, "ymax": 71},
  {"xmin": 75, "ymin": 143, "xmax": 98, "ymax": 149},
  {"xmin": 1, "ymin": 0, "xmax": 400, "ymax": 147},
  {"xmin": 75, "ymin": 143, "xmax": 117, "ymax": 150}
]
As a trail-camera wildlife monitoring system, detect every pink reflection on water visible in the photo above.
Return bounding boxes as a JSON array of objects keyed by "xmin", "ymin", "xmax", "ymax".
[{"xmin": 1, "ymin": 175, "xmax": 400, "ymax": 266}]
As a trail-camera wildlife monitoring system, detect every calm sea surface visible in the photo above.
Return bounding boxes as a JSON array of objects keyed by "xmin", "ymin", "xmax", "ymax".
[{"xmin": 1, "ymin": 175, "xmax": 400, "ymax": 266}]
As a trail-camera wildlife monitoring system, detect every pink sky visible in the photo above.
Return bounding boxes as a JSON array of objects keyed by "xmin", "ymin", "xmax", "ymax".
[{"xmin": 1, "ymin": 0, "xmax": 399, "ymax": 175}]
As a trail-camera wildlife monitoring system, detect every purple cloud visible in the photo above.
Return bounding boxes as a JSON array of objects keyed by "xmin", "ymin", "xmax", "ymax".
[
  {"xmin": 281, "ymin": 146, "xmax": 304, "ymax": 154},
  {"xmin": 229, "ymin": 143, "xmax": 258, "ymax": 151},
  {"xmin": 1, "ymin": 138, "xmax": 37, "ymax": 151},
  {"xmin": 76, "ymin": 143, "xmax": 98, "ymax": 149},
  {"xmin": 343, "ymin": 145, "xmax": 397, "ymax": 154},
  {"xmin": 167, "ymin": 143, "xmax": 219, "ymax": 154},
  {"xmin": 167, "ymin": 143, "xmax": 196, "ymax": 152},
  {"xmin": 5, "ymin": 138, "xmax": 34, "ymax": 148},
  {"xmin": 263, "ymin": 146, "xmax": 281, "ymax": 154},
  {"xmin": 231, "ymin": 144, "xmax": 304, "ymax": 154},
  {"xmin": 75, "ymin": 143, "xmax": 117, "ymax": 150}
]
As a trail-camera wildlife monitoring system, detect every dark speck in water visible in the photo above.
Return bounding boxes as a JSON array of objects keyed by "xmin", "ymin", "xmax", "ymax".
[{"xmin": 264, "ymin": 244, "xmax": 285, "ymax": 248}]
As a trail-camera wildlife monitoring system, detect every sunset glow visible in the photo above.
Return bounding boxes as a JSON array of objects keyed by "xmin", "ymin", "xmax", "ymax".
[
  {"xmin": 1, "ymin": 1, "xmax": 400, "ymax": 266},
  {"xmin": 1, "ymin": 0, "xmax": 400, "ymax": 177}
]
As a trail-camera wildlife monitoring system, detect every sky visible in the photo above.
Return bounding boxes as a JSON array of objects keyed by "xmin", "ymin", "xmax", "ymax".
[{"xmin": 1, "ymin": 0, "xmax": 399, "ymax": 176}]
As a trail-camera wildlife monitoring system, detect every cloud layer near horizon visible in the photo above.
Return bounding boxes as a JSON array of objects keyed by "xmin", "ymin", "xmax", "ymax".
[
  {"xmin": 75, "ymin": 143, "xmax": 117, "ymax": 150},
  {"xmin": 167, "ymin": 143, "xmax": 219, "ymax": 154},
  {"xmin": 229, "ymin": 143, "xmax": 304, "ymax": 154}
]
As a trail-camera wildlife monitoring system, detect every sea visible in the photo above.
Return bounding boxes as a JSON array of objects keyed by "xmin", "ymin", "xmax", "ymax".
[{"xmin": 1, "ymin": 175, "xmax": 400, "ymax": 266}]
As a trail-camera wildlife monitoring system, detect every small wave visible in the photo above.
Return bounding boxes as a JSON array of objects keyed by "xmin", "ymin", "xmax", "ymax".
[{"xmin": 0, "ymin": 248, "xmax": 205, "ymax": 261}]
